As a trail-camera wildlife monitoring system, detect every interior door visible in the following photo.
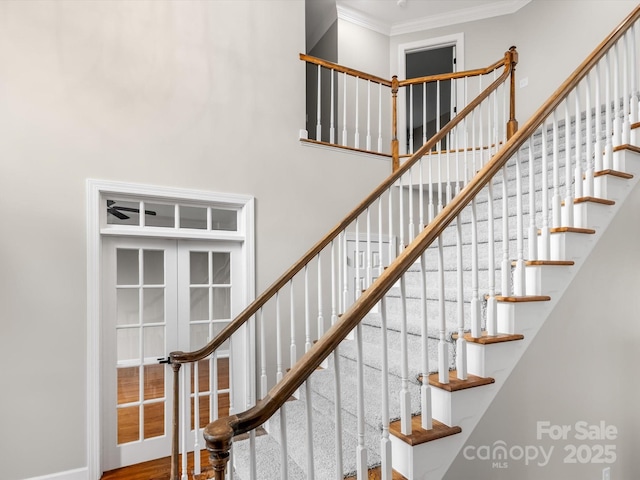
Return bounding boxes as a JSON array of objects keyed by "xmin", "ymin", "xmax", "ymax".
[
  {"xmin": 102, "ymin": 237, "xmax": 245, "ymax": 471},
  {"xmin": 102, "ymin": 237, "xmax": 178, "ymax": 471},
  {"xmin": 405, "ymin": 45, "xmax": 456, "ymax": 153}
]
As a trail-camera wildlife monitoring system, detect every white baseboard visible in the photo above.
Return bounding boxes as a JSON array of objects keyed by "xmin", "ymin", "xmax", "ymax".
[{"xmin": 22, "ymin": 467, "xmax": 88, "ymax": 480}]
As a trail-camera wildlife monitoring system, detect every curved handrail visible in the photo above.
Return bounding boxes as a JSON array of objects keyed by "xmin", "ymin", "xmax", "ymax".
[
  {"xmin": 169, "ymin": 49, "xmax": 516, "ymax": 366},
  {"xmin": 199, "ymin": 53, "xmax": 516, "ymax": 470},
  {"xmin": 202, "ymin": 3, "xmax": 640, "ymax": 472}
]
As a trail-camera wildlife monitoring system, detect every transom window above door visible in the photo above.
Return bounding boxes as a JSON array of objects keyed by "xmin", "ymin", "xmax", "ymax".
[{"xmin": 104, "ymin": 197, "xmax": 239, "ymax": 233}]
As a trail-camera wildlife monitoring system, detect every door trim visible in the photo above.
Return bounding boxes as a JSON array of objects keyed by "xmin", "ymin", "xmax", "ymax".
[
  {"xmin": 397, "ymin": 33, "xmax": 465, "ymax": 157},
  {"xmin": 86, "ymin": 179, "xmax": 255, "ymax": 479}
]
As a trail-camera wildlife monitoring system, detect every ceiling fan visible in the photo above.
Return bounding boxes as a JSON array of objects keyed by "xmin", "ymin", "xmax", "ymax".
[{"xmin": 107, "ymin": 200, "xmax": 157, "ymax": 220}]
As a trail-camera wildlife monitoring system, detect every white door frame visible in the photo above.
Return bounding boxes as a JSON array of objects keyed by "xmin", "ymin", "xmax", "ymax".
[
  {"xmin": 86, "ymin": 179, "xmax": 255, "ymax": 479},
  {"xmin": 397, "ymin": 33, "xmax": 465, "ymax": 157}
]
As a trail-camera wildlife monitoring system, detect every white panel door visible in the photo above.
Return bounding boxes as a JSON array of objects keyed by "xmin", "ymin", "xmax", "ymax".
[{"xmin": 102, "ymin": 237, "xmax": 178, "ymax": 471}]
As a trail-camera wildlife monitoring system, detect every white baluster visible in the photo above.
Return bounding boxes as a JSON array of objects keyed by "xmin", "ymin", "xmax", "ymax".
[
  {"xmin": 248, "ymin": 430, "xmax": 257, "ymax": 480},
  {"xmin": 355, "ymin": 323, "xmax": 368, "ymax": 479},
  {"xmin": 428, "ymin": 154, "xmax": 435, "ymax": 222},
  {"xmin": 304, "ymin": 379, "xmax": 315, "ymax": 480},
  {"xmin": 331, "ymin": 241, "xmax": 338, "ymax": 327},
  {"xmin": 486, "ymin": 175, "xmax": 497, "ymax": 335},
  {"xmin": 388, "ymin": 188, "xmax": 395, "ymax": 264},
  {"xmin": 552, "ymin": 111, "xmax": 562, "ymax": 229},
  {"xmin": 276, "ymin": 292, "xmax": 283, "ymax": 382},
  {"xmin": 408, "ymin": 167, "xmax": 415, "ymax": 240},
  {"xmin": 594, "ymin": 63, "xmax": 604, "ymax": 175},
  {"xmin": 585, "ymin": 73, "xmax": 594, "ymax": 197},
  {"xmin": 333, "ymin": 342, "xmax": 344, "ymax": 480},
  {"xmin": 342, "ymin": 73, "xmax": 348, "ymax": 147},
  {"xmin": 330, "ymin": 69, "xmax": 335, "ymax": 144},
  {"xmin": 604, "ymin": 52, "xmax": 614, "ymax": 170},
  {"xmin": 419, "ymin": 252, "xmax": 433, "ymax": 429},
  {"xmin": 213, "ymin": 351, "xmax": 219, "ymax": 421},
  {"xmin": 305, "ymin": 265, "xmax": 311, "ymax": 353},
  {"xmin": 563, "ymin": 97, "xmax": 575, "ymax": 227},
  {"xmin": 437, "ymin": 236, "xmax": 449, "ymax": 384},
  {"xmin": 355, "ymin": 218, "xmax": 361, "ymax": 302},
  {"xmin": 279, "ymin": 404, "xmax": 289, "ymax": 480},
  {"xmin": 342, "ymin": 232, "xmax": 348, "ymax": 314},
  {"xmin": 193, "ymin": 361, "xmax": 201, "ymax": 476},
  {"xmin": 630, "ymin": 23, "xmax": 639, "ymax": 144},
  {"xmin": 409, "ymin": 84, "xmax": 414, "ymax": 154},
  {"xmin": 540, "ymin": 122, "xmax": 551, "ymax": 260},
  {"xmin": 180, "ymin": 366, "xmax": 188, "ymax": 480},
  {"xmin": 399, "ymin": 274, "xmax": 412, "ymax": 434},
  {"xmin": 501, "ymin": 165, "xmax": 512, "ymax": 296},
  {"xmin": 399, "ymin": 175, "xmax": 405, "ymax": 249},
  {"xmin": 246, "ymin": 322, "xmax": 256, "ymax": 480},
  {"xmin": 613, "ymin": 42, "xmax": 622, "ymax": 150},
  {"xmin": 470, "ymin": 192, "xmax": 481, "ymax": 338},
  {"xmin": 290, "ymin": 280, "xmax": 296, "ymax": 370},
  {"xmin": 380, "ymin": 296, "xmax": 392, "ymax": 479},
  {"xmin": 422, "ymin": 82, "xmax": 427, "ymax": 146},
  {"xmin": 455, "ymin": 214, "xmax": 467, "ymax": 380},
  {"xmin": 378, "ymin": 83, "xmax": 383, "ymax": 153},
  {"xmin": 259, "ymin": 308, "xmax": 267, "ymax": 399},
  {"xmin": 367, "ymin": 80, "xmax": 372, "ymax": 151},
  {"xmin": 419, "ymin": 156, "xmax": 425, "ymax": 229},
  {"xmin": 574, "ymin": 83, "xmax": 584, "ymax": 200},
  {"xmin": 622, "ymin": 31, "xmax": 631, "ymax": 145},
  {"xmin": 366, "ymin": 207, "xmax": 372, "ymax": 288},
  {"xmin": 317, "ymin": 253, "xmax": 324, "ymax": 340},
  {"xmin": 355, "ymin": 79, "xmax": 360, "ymax": 149},
  {"xmin": 528, "ymin": 137, "xmax": 538, "ymax": 261},
  {"xmin": 316, "ymin": 64, "xmax": 322, "ymax": 141},
  {"xmin": 513, "ymin": 150, "xmax": 526, "ymax": 296}
]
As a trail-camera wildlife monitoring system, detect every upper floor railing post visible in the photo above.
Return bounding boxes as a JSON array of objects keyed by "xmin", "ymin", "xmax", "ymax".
[
  {"xmin": 507, "ymin": 46, "xmax": 519, "ymax": 139},
  {"xmin": 391, "ymin": 75, "xmax": 400, "ymax": 172}
]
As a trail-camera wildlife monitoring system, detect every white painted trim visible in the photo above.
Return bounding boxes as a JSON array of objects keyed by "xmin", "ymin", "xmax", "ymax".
[
  {"xmin": 336, "ymin": 0, "xmax": 530, "ymax": 36},
  {"xmin": 86, "ymin": 179, "xmax": 255, "ymax": 479},
  {"xmin": 23, "ymin": 467, "xmax": 88, "ymax": 480},
  {"xmin": 397, "ymin": 33, "xmax": 465, "ymax": 157},
  {"xmin": 300, "ymin": 139, "xmax": 392, "ymax": 164},
  {"xmin": 390, "ymin": 0, "xmax": 531, "ymax": 36}
]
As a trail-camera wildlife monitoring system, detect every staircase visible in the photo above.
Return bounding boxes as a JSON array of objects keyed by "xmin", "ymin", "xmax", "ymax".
[{"xmin": 167, "ymin": 6, "xmax": 640, "ymax": 480}]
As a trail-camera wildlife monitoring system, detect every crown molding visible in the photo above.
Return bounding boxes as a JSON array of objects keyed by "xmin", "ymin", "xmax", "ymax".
[
  {"xmin": 336, "ymin": 4, "xmax": 391, "ymax": 36},
  {"xmin": 337, "ymin": 0, "xmax": 531, "ymax": 37}
]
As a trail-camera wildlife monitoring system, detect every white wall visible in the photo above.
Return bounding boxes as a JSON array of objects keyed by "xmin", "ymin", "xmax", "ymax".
[
  {"xmin": 390, "ymin": 0, "xmax": 638, "ymax": 120},
  {"xmin": 0, "ymin": 1, "xmax": 389, "ymax": 478},
  {"xmin": 444, "ymin": 170, "xmax": 640, "ymax": 479}
]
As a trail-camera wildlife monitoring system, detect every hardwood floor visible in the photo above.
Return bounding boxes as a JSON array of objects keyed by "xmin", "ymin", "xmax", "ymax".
[{"xmin": 101, "ymin": 450, "xmax": 215, "ymax": 480}]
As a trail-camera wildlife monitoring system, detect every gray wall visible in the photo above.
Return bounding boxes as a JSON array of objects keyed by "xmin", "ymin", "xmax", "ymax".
[
  {"xmin": 445, "ymin": 172, "xmax": 640, "ymax": 479},
  {"xmin": 0, "ymin": 1, "xmax": 389, "ymax": 478}
]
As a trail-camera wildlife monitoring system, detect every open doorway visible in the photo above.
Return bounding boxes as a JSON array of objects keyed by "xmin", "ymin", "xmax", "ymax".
[{"xmin": 398, "ymin": 33, "xmax": 464, "ymax": 155}]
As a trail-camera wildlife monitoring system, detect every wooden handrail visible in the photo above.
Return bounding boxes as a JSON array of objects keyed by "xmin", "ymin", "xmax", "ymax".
[
  {"xmin": 299, "ymin": 53, "xmax": 392, "ymax": 87},
  {"xmin": 169, "ymin": 49, "xmax": 516, "ymax": 366},
  {"xmin": 200, "ymin": 52, "xmax": 517, "ymax": 475},
  {"xmin": 397, "ymin": 57, "xmax": 506, "ymax": 87}
]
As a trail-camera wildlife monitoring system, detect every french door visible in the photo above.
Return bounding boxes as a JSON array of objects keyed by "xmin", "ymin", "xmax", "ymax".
[{"xmin": 102, "ymin": 236, "xmax": 243, "ymax": 471}]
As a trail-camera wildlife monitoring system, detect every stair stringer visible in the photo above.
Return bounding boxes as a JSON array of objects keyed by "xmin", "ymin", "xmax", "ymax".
[{"xmin": 390, "ymin": 149, "xmax": 640, "ymax": 480}]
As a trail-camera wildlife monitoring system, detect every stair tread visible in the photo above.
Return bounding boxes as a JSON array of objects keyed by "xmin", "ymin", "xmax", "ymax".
[
  {"xmin": 389, "ymin": 416, "xmax": 462, "ymax": 446},
  {"xmin": 524, "ymin": 260, "xmax": 574, "ymax": 266},
  {"xmin": 495, "ymin": 294, "xmax": 551, "ymax": 302},
  {"xmin": 548, "ymin": 226, "xmax": 596, "ymax": 234},
  {"xmin": 594, "ymin": 169, "xmax": 633, "ymax": 179},
  {"xmin": 613, "ymin": 143, "xmax": 640, "ymax": 154},
  {"xmin": 422, "ymin": 371, "xmax": 495, "ymax": 392},
  {"xmin": 459, "ymin": 331, "xmax": 525, "ymax": 344},
  {"xmin": 344, "ymin": 467, "xmax": 408, "ymax": 480}
]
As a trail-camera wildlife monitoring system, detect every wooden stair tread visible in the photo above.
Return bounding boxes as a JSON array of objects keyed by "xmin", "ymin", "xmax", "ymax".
[
  {"xmin": 560, "ymin": 196, "xmax": 614, "ymax": 206},
  {"xmin": 389, "ymin": 416, "xmax": 462, "ymax": 447},
  {"xmin": 549, "ymin": 226, "xmax": 596, "ymax": 234},
  {"xmin": 613, "ymin": 144, "xmax": 640, "ymax": 154},
  {"xmin": 463, "ymin": 331, "xmax": 524, "ymax": 344},
  {"xmin": 345, "ymin": 467, "xmax": 408, "ymax": 480},
  {"xmin": 631, "ymin": 121, "xmax": 640, "ymax": 130},
  {"xmin": 495, "ymin": 295, "xmax": 551, "ymax": 302},
  {"xmin": 594, "ymin": 169, "xmax": 633, "ymax": 179},
  {"xmin": 524, "ymin": 260, "xmax": 574, "ymax": 266},
  {"xmin": 426, "ymin": 371, "xmax": 495, "ymax": 392}
]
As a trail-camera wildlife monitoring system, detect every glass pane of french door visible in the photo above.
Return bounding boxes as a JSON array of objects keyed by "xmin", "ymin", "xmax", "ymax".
[
  {"xmin": 178, "ymin": 240, "xmax": 242, "ymax": 450},
  {"xmin": 102, "ymin": 237, "xmax": 177, "ymax": 471}
]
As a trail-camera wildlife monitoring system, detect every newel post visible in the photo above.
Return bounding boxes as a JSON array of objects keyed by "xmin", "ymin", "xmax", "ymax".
[
  {"xmin": 204, "ymin": 420, "xmax": 235, "ymax": 480},
  {"xmin": 391, "ymin": 75, "xmax": 400, "ymax": 172},
  {"xmin": 507, "ymin": 46, "xmax": 519, "ymax": 139}
]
